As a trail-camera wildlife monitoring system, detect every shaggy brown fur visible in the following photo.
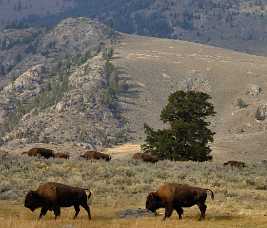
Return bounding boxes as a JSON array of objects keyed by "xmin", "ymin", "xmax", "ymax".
[
  {"xmin": 223, "ymin": 160, "xmax": 246, "ymax": 168},
  {"xmin": 24, "ymin": 182, "xmax": 91, "ymax": 220},
  {"xmin": 146, "ymin": 183, "xmax": 214, "ymax": 220},
  {"xmin": 22, "ymin": 148, "xmax": 55, "ymax": 159},
  {"xmin": 55, "ymin": 152, "xmax": 70, "ymax": 159},
  {"xmin": 80, "ymin": 151, "xmax": 111, "ymax": 161},
  {"xmin": 132, "ymin": 153, "xmax": 159, "ymax": 163}
]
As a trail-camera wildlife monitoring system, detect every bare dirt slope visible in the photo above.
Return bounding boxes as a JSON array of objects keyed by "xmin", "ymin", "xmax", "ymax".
[{"xmin": 112, "ymin": 34, "xmax": 267, "ymax": 161}]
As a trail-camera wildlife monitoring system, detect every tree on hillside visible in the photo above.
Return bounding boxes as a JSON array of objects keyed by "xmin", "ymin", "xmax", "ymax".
[{"xmin": 141, "ymin": 90, "xmax": 216, "ymax": 161}]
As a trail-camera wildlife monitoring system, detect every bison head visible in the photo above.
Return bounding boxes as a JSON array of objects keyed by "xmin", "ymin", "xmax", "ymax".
[
  {"xmin": 145, "ymin": 192, "xmax": 163, "ymax": 213},
  {"xmin": 24, "ymin": 191, "xmax": 43, "ymax": 211},
  {"xmin": 106, "ymin": 155, "xmax": 111, "ymax": 161}
]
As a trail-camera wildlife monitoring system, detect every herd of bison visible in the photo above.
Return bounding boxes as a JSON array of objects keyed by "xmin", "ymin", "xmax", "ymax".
[{"xmin": 20, "ymin": 147, "xmax": 246, "ymax": 221}]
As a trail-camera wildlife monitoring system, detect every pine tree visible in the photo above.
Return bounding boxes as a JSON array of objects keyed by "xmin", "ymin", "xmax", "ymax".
[{"xmin": 142, "ymin": 90, "xmax": 216, "ymax": 161}]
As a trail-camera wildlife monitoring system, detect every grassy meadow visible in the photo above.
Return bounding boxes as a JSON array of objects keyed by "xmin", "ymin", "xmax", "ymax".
[{"xmin": 0, "ymin": 153, "xmax": 267, "ymax": 227}]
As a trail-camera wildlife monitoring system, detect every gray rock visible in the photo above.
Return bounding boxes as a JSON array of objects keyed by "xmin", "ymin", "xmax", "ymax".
[
  {"xmin": 0, "ymin": 189, "xmax": 17, "ymax": 200},
  {"xmin": 118, "ymin": 208, "xmax": 155, "ymax": 219},
  {"xmin": 255, "ymin": 104, "xmax": 267, "ymax": 121},
  {"xmin": 181, "ymin": 76, "xmax": 211, "ymax": 93},
  {"xmin": 247, "ymin": 84, "xmax": 262, "ymax": 96}
]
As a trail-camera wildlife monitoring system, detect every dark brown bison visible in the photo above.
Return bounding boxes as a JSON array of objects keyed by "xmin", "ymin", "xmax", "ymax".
[
  {"xmin": 55, "ymin": 152, "xmax": 70, "ymax": 159},
  {"xmin": 223, "ymin": 160, "xmax": 246, "ymax": 168},
  {"xmin": 80, "ymin": 151, "xmax": 111, "ymax": 161},
  {"xmin": 146, "ymin": 183, "xmax": 214, "ymax": 221},
  {"xmin": 132, "ymin": 153, "xmax": 159, "ymax": 163},
  {"xmin": 22, "ymin": 148, "xmax": 55, "ymax": 159},
  {"xmin": 24, "ymin": 182, "xmax": 91, "ymax": 220}
]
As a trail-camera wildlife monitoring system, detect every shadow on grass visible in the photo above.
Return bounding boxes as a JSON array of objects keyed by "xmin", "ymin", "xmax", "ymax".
[{"xmin": 205, "ymin": 214, "xmax": 242, "ymax": 221}]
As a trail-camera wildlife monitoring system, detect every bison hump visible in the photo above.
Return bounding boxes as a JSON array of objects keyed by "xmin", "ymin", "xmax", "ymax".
[{"xmin": 37, "ymin": 183, "xmax": 57, "ymax": 201}]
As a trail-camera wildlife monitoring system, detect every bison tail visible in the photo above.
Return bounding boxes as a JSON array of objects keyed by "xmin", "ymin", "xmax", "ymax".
[
  {"xmin": 206, "ymin": 189, "xmax": 214, "ymax": 200},
  {"xmin": 85, "ymin": 190, "xmax": 92, "ymax": 199}
]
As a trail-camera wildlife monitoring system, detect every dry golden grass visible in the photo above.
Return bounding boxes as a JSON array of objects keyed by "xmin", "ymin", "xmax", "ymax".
[
  {"xmin": 0, "ymin": 201, "xmax": 267, "ymax": 228},
  {"xmin": 0, "ymin": 153, "xmax": 267, "ymax": 227}
]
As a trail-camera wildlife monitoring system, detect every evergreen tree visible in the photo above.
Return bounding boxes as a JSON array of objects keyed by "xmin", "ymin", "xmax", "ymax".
[{"xmin": 142, "ymin": 90, "xmax": 216, "ymax": 161}]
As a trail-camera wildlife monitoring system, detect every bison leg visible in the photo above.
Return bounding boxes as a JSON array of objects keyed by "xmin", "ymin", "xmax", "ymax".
[
  {"xmin": 163, "ymin": 203, "xmax": 173, "ymax": 220},
  {"xmin": 197, "ymin": 203, "xmax": 207, "ymax": 220},
  {"xmin": 39, "ymin": 207, "xmax": 48, "ymax": 219},
  {"xmin": 81, "ymin": 202, "xmax": 91, "ymax": 220},
  {"xmin": 73, "ymin": 205, "xmax": 80, "ymax": 219},
  {"xmin": 175, "ymin": 207, "xmax": 183, "ymax": 220},
  {"xmin": 53, "ymin": 206, "xmax": 61, "ymax": 220}
]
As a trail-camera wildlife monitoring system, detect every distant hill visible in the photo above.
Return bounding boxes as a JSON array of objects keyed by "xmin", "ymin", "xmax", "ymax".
[
  {"xmin": 0, "ymin": 0, "xmax": 75, "ymax": 27},
  {"xmin": 1, "ymin": 0, "xmax": 267, "ymax": 56}
]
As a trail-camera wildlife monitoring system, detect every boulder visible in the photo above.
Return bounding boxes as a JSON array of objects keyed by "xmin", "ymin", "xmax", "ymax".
[
  {"xmin": 247, "ymin": 84, "xmax": 262, "ymax": 96},
  {"xmin": 181, "ymin": 76, "xmax": 211, "ymax": 93},
  {"xmin": 118, "ymin": 208, "xmax": 155, "ymax": 219},
  {"xmin": 255, "ymin": 104, "xmax": 267, "ymax": 121},
  {"xmin": 0, "ymin": 187, "xmax": 17, "ymax": 200}
]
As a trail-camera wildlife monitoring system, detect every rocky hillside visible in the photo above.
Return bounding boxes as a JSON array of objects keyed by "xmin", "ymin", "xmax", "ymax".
[
  {"xmin": 0, "ymin": 17, "xmax": 128, "ymax": 148},
  {"xmin": 2, "ymin": 1, "xmax": 267, "ymax": 55}
]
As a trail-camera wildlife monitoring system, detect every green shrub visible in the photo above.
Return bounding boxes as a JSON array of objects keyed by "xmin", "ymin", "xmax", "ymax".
[{"xmin": 236, "ymin": 98, "xmax": 248, "ymax": 108}]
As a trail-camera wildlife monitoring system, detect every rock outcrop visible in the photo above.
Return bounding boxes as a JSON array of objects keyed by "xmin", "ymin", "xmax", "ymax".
[{"xmin": 0, "ymin": 18, "xmax": 127, "ymax": 148}]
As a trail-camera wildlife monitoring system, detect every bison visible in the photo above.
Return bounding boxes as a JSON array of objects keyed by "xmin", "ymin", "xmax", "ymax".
[
  {"xmin": 24, "ymin": 182, "xmax": 91, "ymax": 220},
  {"xmin": 146, "ymin": 183, "xmax": 214, "ymax": 221},
  {"xmin": 132, "ymin": 153, "xmax": 159, "ymax": 163},
  {"xmin": 22, "ymin": 148, "xmax": 55, "ymax": 159},
  {"xmin": 55, "ymin": 152, "xmax": 70, "ymax": 159},
  {"xmin": 223, "ymin": 160, "xmax": 246, "ymax": 168},
  {"xmin": 80, "ymin": 151, "xmax": 111, "ymax": 161}
]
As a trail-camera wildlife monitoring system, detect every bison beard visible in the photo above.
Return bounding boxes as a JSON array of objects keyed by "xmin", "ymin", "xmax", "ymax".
[
  {"xmin": 24, "ymin": 182, "xmax": 92, "ymax": 220},
  {"xmin": 146, "ymin": 183, "xmax": 214, "ymax": 221}
]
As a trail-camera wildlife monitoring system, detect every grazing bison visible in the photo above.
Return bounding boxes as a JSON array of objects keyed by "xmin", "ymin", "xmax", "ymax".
[
  {"xmin": 22, "ymin": 148, "xmax": 55, "ymax": 159},
  {"xmin": 24, "ymin": 182, "xmax": 91, "ymax": 220},
  {"xmin": 80, "ymin": 151, "xmax": 111, "ymax": 161},
  {"xmin": 55, "ymin": 152, "xmax": 70, "ymax": 159},
  {"xmin": 223, "ymin": 160, "xmax": 246, "ymax": 168},
  {"xmin": 132, "ymin": 153, "xmax": 159, "ymax": 163},
  {"xmin": 146, "ymin": 183, "xmax": 214, "ymax": 221}
]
